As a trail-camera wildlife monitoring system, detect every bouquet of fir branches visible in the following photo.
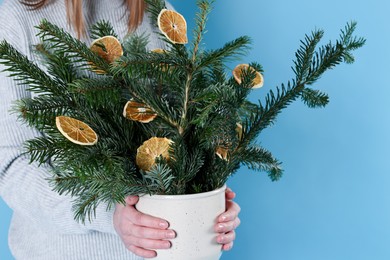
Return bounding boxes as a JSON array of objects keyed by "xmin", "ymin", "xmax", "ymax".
[{"xmin": 0, "ymin": 0, "xmax": 365, "ymax": 221}]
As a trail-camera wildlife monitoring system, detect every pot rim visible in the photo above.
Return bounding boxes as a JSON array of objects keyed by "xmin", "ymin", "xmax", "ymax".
[{"xmin": 139, "ymin": 184, "xmax": 226, "ymax": 200}]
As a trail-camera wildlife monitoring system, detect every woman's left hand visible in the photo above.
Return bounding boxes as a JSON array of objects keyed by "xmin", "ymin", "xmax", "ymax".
[{"xmin": 215, "ymin": 187, "xmax": 241, "ymax": 251}]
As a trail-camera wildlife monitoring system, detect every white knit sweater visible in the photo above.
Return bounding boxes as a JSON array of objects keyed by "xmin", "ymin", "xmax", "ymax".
[{"xmin": 0, "ymin": 0, "xmax": 170, "ymax": 259}]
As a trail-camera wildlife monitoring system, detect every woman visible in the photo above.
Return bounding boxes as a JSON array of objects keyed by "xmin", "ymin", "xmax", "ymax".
[{"xmin": 0, "ymin": 0, "xmax": 241, "ymax": 259}]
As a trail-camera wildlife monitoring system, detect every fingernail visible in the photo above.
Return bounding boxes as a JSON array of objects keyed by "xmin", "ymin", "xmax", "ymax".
[
  {"xmin": 165, "ymin": 241, "xmax": 172, "ymax": 249},
  {"xmin": 218, "ymin": 235, "xmax": 225, "ymax": 243},
  {"xmin": 224, "ymin": 243, "xmax": 232, "ymax": 251},
  {"xmin": 159, "ymin": 222, "xmax": 168, "ymax": 229},
  {"xmin": 166, "ymin": 230, "xmax": 176, "ymax": 239},
  {"xmin": 217, "ymin": 224, "xmax": 225, "ymax": 232},
  {"xmin": 221, "ymin": 215, "xmax": 227, "ymax": 221}
]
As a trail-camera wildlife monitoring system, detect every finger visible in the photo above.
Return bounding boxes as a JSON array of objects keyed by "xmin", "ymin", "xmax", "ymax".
[
  {"xmin": 126, "ymin": 236, "xmax": 172, "ymax": 250},
  {"xmin": 222, "ymin": 242, "xmax": 234, "ymax": 251},
  {"xmin": 128, "ymin": 206, "xmax": 170, "ymax": 229},
  {"xmin": 219, "ymin": 200, "xmax": 241, "ymax": 222},
  {"xmin": 216, "ymin": 230, "xmax": 236, "ymax": 245},
  {"xmin": 126, "ymin": 244, "xmax": 157, "ymax": 259},
  {"xmin": 215, "ymin": 217, "xmax": 240, "ymax": 233},
  {"xmin": 225, "ymin": 187, "xmax": 236, "ymax": 200},
  {"xmin": 129, "ymin": 224, "xmax": 176, "ymax": 240},
  {"xmin": 125, "ymin": 196, "xmax": 139, "ymax": 206}
]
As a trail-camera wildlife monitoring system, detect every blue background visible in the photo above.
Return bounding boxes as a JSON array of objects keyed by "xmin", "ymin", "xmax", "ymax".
[{"xmin": 1, "ymin": 0, "xmax": 389, "ymax": 259}]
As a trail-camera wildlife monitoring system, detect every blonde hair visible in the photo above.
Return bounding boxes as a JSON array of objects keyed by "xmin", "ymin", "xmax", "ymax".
[{"xmin": 21, "ymin": 0, "xmax": 146, "ymax": 38}]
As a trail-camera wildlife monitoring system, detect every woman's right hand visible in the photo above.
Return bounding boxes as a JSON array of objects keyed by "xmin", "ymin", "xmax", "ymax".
[{"xmin": 114, "ymin": 196, "xmax": 176, "ymax": 258}]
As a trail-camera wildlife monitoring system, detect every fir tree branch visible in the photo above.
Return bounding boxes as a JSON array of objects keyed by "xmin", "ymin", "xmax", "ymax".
[
  {"xmin": 339, "ymin": 21, "xmax": 366, "ymax": 64},
  {"xmin": 13, "ymin": 96, "xmax": 71, "ymax": 131},
  {"xmin": 304, "ymin": 42, "xmax": 344, "ymax": 85},
  {"xmin": 293, "ymin": 30, "xmax": 324, "ymax": 82},
  {"xmin": 0, "ymin": 40, "xmax": 65, "ymax": 95},
  {"xmin": 122, "ymin": 33, "xmax": 149, "ymax": 57},
  {"xmin": 301, "ymin": 88, "xmax": 329, "ymax": 108},
  {"xmin": 236, "ymin": 145, "xmax": 283, "ymax": 181},
  {"xmin": 142, "ymin": 164, "xmax": 175, "ymax": 194},
  {"xmin": 191, "ymin": 0, "xmax": 214, "ymax": 63},
  {"xmin": 1, "ymin": 13, "xmax": 365, "ymax": 221},
  {"xmin": 26, "ymin": 136, "xmax": 69, "ymax": 165},
  {"xmin": 35, "ymin": 43, "xmax": 79, "ymax": 85},
  {"xmin": 238, "ymin": 80, "xmax": 303, "ymax": 152},
  {"xmin": 112, "ymin": 55, "xmax": 183, "ymax": 130},
  {"xmin": 73, "ymin": 193, "xmax": 100, "ymax": 223},
  {"xmin": 180, "ymin": 73, "xmax": 193, "ymax": 134},
  {"xmin": 168, "ymin": 138, "xmax": 205, "ymax": 194},
  {"xmin": 197, "ymin": 36, "xmax": 251, "ymax": 69},
  {"xmin": 51, "ymin": 157, "xmax": 147, "ymax": 222},
  {"xmin": 36, "ymin": 19, "xmax": 110, "ymax": 73},
  {"xmin": 68, "ymin": 77, "xmax": 123, "ymax": 109},
  {"xmin": 144, "ymin": 0, "xmax": 166, "ymax": 28},
  {"xmin": 89, "ymin": 20, "xmax": 118, "ymax": 40},
  {"xmin": 242, "ymin": 23, "xmax": 364, "ymax": 148}
]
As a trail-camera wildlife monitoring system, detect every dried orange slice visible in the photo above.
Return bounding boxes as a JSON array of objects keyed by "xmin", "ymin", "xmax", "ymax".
[
  {"xmin": 151, "ymin": 48, "xmax": 168, "ymax": 54},
  {"xmin": 90, "ymin": 36, "xmax": 123, "ymax": 63},
  {"xmin": 56, "ymin": 116, "xmax": 98, "ymax": 146},
  {"xmin": 236, "ymin": 123, "xmax": 243, "ymax": 140},
  {"xmin": 90, "ymin": 36, "xmax": 123, "ymax": 74},
  {"xmin": 157, "ymin": 9, "xmax": 188, "ymax": 44},
  {"xmin": 232, "ymin": 64, "xmax": 264, "ymax": 89},
  {"xmin": 123, "ymin": 101, "xmax": 157, "ymax": 123},
  {"xmin": 216, "ymin": 146, "xmax": 229, "ymax": 161},
  {"xmin": 136, "ymin": 137, "xmax": 173, "ymax": 171}
]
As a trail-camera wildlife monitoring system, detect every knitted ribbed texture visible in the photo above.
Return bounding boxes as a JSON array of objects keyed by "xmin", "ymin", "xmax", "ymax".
[{"xmin": 0, "ymin": 0, "xmax": 170, "ymax": 259}]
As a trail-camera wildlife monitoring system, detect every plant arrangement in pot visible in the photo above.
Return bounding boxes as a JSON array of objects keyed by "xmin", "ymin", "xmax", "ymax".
[{"xmin": 0, "ymin": 0, "xmax": 365, "ymax": 259}]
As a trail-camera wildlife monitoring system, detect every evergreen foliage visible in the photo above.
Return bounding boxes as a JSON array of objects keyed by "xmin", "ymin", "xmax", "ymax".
[{"xmin": 0, "ymin": 0, "xmax": 365, "ymax": 222}]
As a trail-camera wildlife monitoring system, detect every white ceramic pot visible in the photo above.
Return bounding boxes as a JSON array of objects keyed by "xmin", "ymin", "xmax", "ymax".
[{"xmin": 136, "ymin": 185, "xmax": 226, "ymax": 260}]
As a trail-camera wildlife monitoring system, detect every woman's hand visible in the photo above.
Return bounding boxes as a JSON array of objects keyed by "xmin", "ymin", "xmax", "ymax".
[
  {"xmin": 114, "ymin": 187, "xmax": 240, "ymax": 257},
  {"xmin": 215, "ymin": 187, "xmax": 241, "ymax": 251},
  {"xmin": 113, "ymin": 196, "xmax": 176, "ymax": 258}
]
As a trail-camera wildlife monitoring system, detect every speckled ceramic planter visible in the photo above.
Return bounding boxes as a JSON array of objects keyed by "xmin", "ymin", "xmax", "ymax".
[{"xmin": 136, "ymin": 185, "xmax": 226, "ymax": 260}]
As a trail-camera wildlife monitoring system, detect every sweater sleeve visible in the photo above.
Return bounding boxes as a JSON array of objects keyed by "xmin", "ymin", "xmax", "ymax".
[{"xmin": 0, "ymin": 6, "xmax": 116, "ymax": 236}]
